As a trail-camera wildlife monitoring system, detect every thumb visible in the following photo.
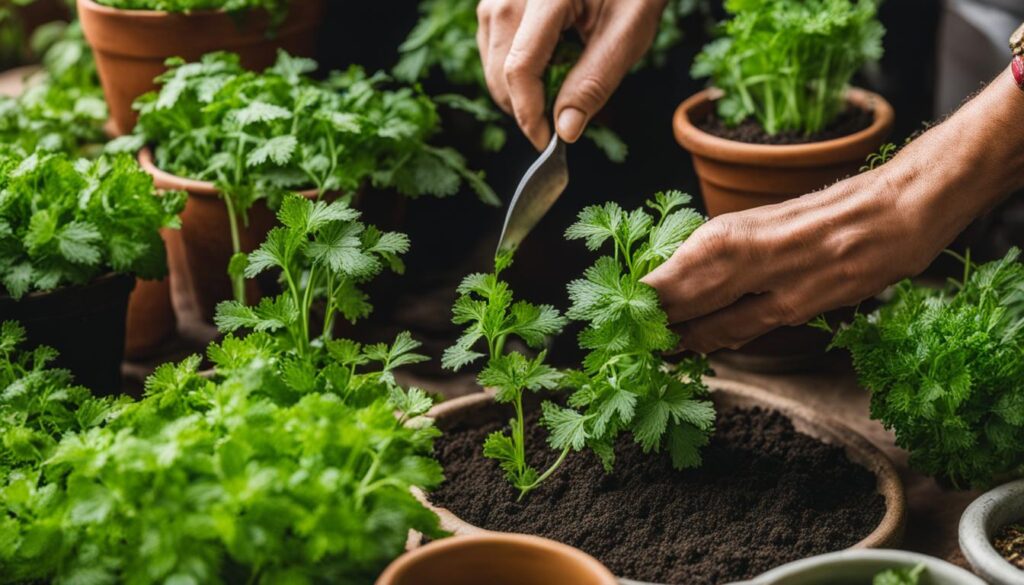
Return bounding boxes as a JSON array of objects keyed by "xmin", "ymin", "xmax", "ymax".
[{"xmin": 553, "ymin": 2, "xmax": 662, "ymax": 143}]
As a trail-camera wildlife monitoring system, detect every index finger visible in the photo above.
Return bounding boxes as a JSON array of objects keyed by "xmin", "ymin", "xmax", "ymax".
[{"xmin": 503, "ymin": 0, "xmax": 573, "ymax": 150}]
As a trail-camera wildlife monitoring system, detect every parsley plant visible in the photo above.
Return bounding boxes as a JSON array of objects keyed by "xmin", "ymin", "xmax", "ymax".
[
  {"xmin": 120, "ymin": 50, "xmax": 496, "ymax": 303},
  {"xmin": 692, "ymin": 0, "xmax": 885, "ymax": 135},
  {"xmin": 0, "ymin": 153, "xmax": 185, "ymax": 299},
  {"xmin": 445, "ymin": 192, "xmax": 716, "ymax": 497},
  {"xmin": 829, "ymin": 249, "xmax": 1024, "ymax": 488}
]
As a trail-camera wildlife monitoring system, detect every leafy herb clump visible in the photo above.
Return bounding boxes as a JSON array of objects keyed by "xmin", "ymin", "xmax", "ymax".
[
  {"xmin": 444, "ymin": 192, "xmax": 715, "ymax": 496},
  {"xmin": 563, "ymin": 191, "xmax": 715, "ymax": 471},
  {"xmin": 0, "ymin": 152, "xmax": 185, "ymax": 299},
  {"xmin": 0, "ymin": 194, "xmax": 444, "ymax": 584},
  {"xmin": 692, "ymin": 0, "xmax": 885, "ymax": 135},
  {"xmin": 93, "ymin": 0, "xmax": 289, "ymax": 21},
  {"xmin": 829, "ymin": 249, "xmax": 1024, "ymax": 488},
  {"xmin": 873, "ymin": 564, "xmax": 925, "ymax": 585},
  {"xmin": 0, "ymin": 21, "xmax": 107, "ymax": 157}
]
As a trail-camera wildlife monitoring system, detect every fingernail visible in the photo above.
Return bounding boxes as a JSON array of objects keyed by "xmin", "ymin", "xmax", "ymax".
[{"xmin": 556, "ymin": 107, "xmax": 587, "ymax": 142}]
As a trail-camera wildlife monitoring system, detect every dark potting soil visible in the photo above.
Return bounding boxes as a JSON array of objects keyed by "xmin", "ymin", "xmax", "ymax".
[
  {"xmin": 994, "ymin": 522, "xmax": 1024, "ymax": 570},
  {"xmin": 432, "ymin": 406, "xmax": 885, "ymax": 585},
  {"xmin": 696, "ymin": 107, "xmax": 873, "ymax": 145}
]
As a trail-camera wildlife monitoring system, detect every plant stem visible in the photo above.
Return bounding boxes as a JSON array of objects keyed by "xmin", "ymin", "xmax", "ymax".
[
  {"xmin": 517, "ymin": 446, "xmax": 571, "ymax": 501},
  {"xmin": 223, "ymin": 195, "xmax": 245, "ymax": 304}
]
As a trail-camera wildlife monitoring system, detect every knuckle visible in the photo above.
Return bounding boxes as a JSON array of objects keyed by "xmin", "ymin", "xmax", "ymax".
[
  {"xmin": 699, "ymin": 217, "xmax": 738, "ymax": 257},
  {"xmin": 569, "ymin": 74, "xmax": 612, "ymax": 108},
  {"xmin": 476, "ymin": 0, "xmax": 494, "ymax": 19},
  {"xmin": 491, "ymin": 0, "xmax": 519, "ymax": 23},
  {"xmin": 503, "ymin": 50, "xmax": 531, "ymax": 83}
]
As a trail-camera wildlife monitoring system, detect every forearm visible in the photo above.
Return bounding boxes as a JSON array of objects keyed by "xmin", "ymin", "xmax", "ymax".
[{"xmin": 887, "ymin": 66, "xmax": 1024, "ymax": 254}]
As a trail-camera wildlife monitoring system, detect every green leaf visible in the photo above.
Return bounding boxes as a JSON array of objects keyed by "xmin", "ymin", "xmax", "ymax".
[{"xmin": 541, "ymin": 401, "xmax": 589, "ymax": 451}]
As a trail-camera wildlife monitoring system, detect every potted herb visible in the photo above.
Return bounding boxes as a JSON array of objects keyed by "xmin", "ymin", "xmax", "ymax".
[
  {"xmin": 419, "ymin": 193, "xmax": 905, "ymax": 584},
  {"xmin": 0, "ymin": 195, "xmax": 446, "ymax": 583},
  {"xmin": 123, "ymin": 51, "xmax": 496, "ymax": 322},
  {"xmin": 2, "ymin": 19, "xmax": 180, "ymax": 359},
  {"xmin": 0, "ymin": 152, "xmax": 184, "ymax": 392},
  {"xmin": 739, "ymin": 550, "xmax": 984, "ymax": 585},
  {"xmin": 76, "ymin": 0, "xmax": 325, "ymax": 135}
]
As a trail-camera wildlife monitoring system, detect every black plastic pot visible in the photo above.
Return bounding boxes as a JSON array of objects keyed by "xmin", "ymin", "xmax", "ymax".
[{"xmin": 0, "ymin": 273, "xmax": 135, "ymax": 394}]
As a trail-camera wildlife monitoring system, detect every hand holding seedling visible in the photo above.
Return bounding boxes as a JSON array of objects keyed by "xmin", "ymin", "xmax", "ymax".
[
  {"xmin": 644, "ymin": 67, "xmax": 1024, "ymax": 353},
  {"xmin": 476, "ymin": 0, "xmax": 665, "ymax": 150}
]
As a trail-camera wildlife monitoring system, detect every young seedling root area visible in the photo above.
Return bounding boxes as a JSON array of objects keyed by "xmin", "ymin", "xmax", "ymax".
[{"xmin": 433, "ymin": 406, "xmax": 885, "ymax": 584}]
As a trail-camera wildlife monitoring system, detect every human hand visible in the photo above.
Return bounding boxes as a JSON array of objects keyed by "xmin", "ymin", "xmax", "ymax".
[{"xmin": 476, "ymin": 0, "xmax": 666, "ymax": 150}]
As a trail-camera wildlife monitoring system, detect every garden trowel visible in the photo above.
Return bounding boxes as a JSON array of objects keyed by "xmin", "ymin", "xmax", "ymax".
[{"xmin": 496, "ymin": 134, "xmax": 569, "ymax": 253}]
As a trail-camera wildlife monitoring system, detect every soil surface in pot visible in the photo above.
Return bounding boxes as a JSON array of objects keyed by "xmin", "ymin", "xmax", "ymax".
[
  {"xmin": 994, "ymin": 522, "xmax": 1024, "ymax": 570},
  {"xmin": 432, "ymin": 406, "xmax": 885, "ymax": 585},
  {"xmin": 696, "ymin": 107, "xmax": 873, "ymax": 145}
]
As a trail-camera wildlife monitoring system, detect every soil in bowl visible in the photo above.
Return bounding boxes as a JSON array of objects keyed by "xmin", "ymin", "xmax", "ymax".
[
  {"xmin": 431, "ymin": 406, "xmax": 886, "ymax": 585},
  {"xmin": 993, "ymin": 522, "xmax": 1024, "ymax": 571},
  {"xmin": 695, "ymin": 106, "xmax": 874, "ymax": 145}
]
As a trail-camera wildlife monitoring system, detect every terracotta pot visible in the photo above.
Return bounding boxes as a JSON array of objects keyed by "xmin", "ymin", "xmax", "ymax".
[
  {"xmin": 673, "ymin": 88, "xmax": 894, "ymax": 372},
  {"xmin": 0, "ymin": 273, "xmax": 134, "ymax": 394},
  {"xmin": 77, "ymin": 0, "xmax": 326, "ymax": 135},
  {"xmin": 378, "ymin": 534, "xmax": 618, "ymax": 585},
  {"xmin": 673, "ymin": 87, "xmax": 895, "ymax": 217},
  {"xmin": 123, "ymin": 274, "xmax": 175, "ymax": 360},
  {"xmin": 413, "ymin": 378, "xmax": 906, "ymax": 584},
  {"xmin": 138, "ymin": 148, "xmax": 319, "ymax": 324}
]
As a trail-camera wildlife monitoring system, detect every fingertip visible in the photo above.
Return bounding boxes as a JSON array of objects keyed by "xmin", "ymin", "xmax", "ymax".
[
  {"xmin": 527, "ymin": 121, "xmax": 551, "ymax": 151},
  {"xmin": 555, "ymin": 107, "xmax": 587, "ymax": 143}
]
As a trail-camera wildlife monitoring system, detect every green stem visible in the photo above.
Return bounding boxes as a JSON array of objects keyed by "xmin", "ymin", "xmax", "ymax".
[
  {"xmin": 517, "ymin": 446, "xmax": 571, "ymax": 501},
  {"xmin": 224, "ymin": 195, "xmax": 245, "ymax": 304}
]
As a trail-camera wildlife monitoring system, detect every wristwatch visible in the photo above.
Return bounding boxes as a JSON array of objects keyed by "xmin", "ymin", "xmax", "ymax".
[{"xmin": 1012, "ymin": 22, "xmax": 1024, "ymax": 89}]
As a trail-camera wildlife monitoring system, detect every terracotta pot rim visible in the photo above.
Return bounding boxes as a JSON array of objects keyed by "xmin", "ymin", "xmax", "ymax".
[
  {"xmin": 417, "ymin": 377, "xmax": 906, "ymax": 557},
  {"xmin": 138, "ymin": 147, "xmax": 320, "ymax": 199},
  {"xmin": 0, "ymin": 271, "xmax": 133, "ymax": 303},
  {"xmin": 378, "ymin": 533, "xmax": 618, "ymax": 585},
  {"xmin": 673, "ymin": 87, "xmax": 895, "ymax": 166}
]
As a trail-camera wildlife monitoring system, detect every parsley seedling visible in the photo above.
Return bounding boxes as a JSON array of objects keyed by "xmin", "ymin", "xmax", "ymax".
[
  {"xmin": 692, "ymin": 0, "xmax": 885, "ymax": 135},
  {"xmin": 563, "ymin": 191, "xmax": 715, "ymax": 471},
  {"xmin": 445, "ymin": 192, "xmax": 717, "ymax": 497},
  {"xmin": 444, "ymin": 251, "xmax": 569, "ymax": 499}
]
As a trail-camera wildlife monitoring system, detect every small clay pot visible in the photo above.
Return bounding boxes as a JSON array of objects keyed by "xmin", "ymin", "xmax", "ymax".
[
  {"xmin": 672, "ymin": 88, "xmax": 894, "ymax": 372},
  {"xmin": 138, "ymin": 148, "xmax": 320, "ymax": 323},
  {"xmin": 413, "ymin": 378, "xmax": 906, "ymax": 585},
  {"xmin": 77, "ymin": 0, "xmax": 325, "ymax": 135},
  {"xmin": 0, "ymin": 273, "xmax": 135, "ymax": 394},
  {"xmin": 673, "ymin": 87, "xmax": 895, "ymax": 217},
  {"xmin": 959, "ymin": 479, "xmax": 1024, "ymax": 585},
  {"xmin": 739, "ymin": 549, "xmax": 985, "ymax": 585},
  {"xmin": 377, "ymin": 534, "xmax": 619, "ymax": 585},
  {"xmin": 123, "ymin": 273, "xmax": 175, "ymax": 360}
]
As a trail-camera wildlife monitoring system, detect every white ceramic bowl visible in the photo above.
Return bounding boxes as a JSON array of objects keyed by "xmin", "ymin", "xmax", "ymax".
[
  {"xmin": 733, "ymin": 549, "xmax": 985, "ymax": 585},
  {"xmin": 959, "ymin": 479, "xmax": 1024, "ymax": 585}
]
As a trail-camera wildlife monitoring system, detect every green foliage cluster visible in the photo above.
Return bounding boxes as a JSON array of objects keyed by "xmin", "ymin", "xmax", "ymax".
[
  {"xmin": 0, "ymin": 152, "xmax": 185, "ymax": 299},
  {"xmin": 829, "ymin": 249, "xmax": 1024, "ymax": 488},
  {"xmin": 443, "ymin": 251, "xmax": 568, "ymax": 498},
  {"xmin": 394, "ymin": 0, "xmax": 708, "ymax": 160},
  {"xmin": 0, "ymin": 21, "xmax": 107, "ymax": 157},
  {"xmin": 93, "ymin": 0, "xmax": 289, "ymax": 21},
  {"xmin": 873, "ymin": 564, "xmax": 925, "ymax": 585},
  {"xmin": 445, "ymin": 192, "xmax": 715, "ymax": 496},
  {"xmin": 562, "ymin": 192, "xmax": 715, "ymax": 472},
  {"xmin": 0, "ymin": 195, "xmax": 444, "ymax": 584},
  {"xmin": 120, "ymin": 50, "xmax": 495, "ymax": 302},
  {"xmin": 692, "ymin": 0, "xmax": 885, "ymax": 135}
]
